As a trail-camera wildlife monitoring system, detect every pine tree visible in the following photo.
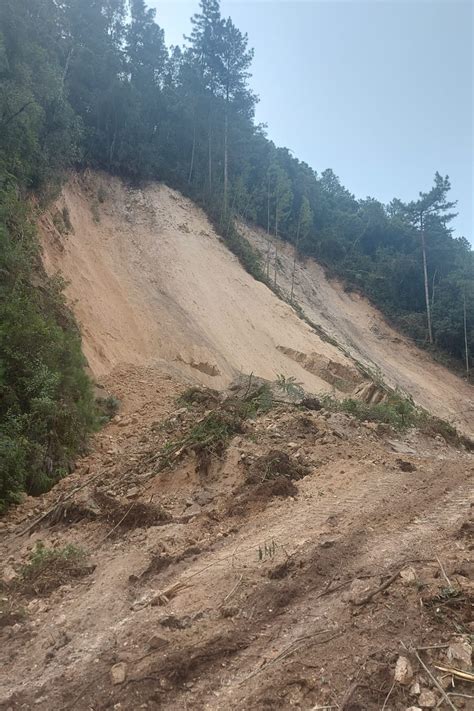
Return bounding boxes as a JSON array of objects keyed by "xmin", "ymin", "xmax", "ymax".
[
  {"xmin": 187, "ymin": 0, "xmax": 223, "ymax": 194},
  {"xmin": 406, "ymin": 173, "xmax": 457, "ymax": 344},
  {"xmin": 218, "ymin": 17, "xmax": 256, "ymax": 211},
  {"xmin": 290, "ymin": 196, "xmax": 312, "ymax": 302}
]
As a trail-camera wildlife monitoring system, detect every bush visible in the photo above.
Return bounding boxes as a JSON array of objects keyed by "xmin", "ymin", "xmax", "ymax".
[
  {"xmin": 96, "ymin": 395, "xmax": 120, "ymax": 423},
  {"xmin": 0, "ymin": 186, "xmax": 97, "ymax": 512},
  {"xmin": 20, "ymin": 543, "xmax": 92, "ymax": 596}
]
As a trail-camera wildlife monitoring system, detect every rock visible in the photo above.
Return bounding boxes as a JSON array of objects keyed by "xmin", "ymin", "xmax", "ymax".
[
  {"xmin": 400, "ymin": 566, "xmax": 417, "ymax": 585},
  {"xmin": 342, "ymin": 577, "xmax": 381, "ymax": 605},
  {"xmin": 125, "ymin": 486, "xmax": 139, "ymax": 499},
  {"xmin": 110, "ymin": 662, "xmax": 127, "ymax": 685},
  {"xmin": 396, "ymin": 459, "xmax": 417, "ymax": 472},
  {"xmin": 159, "ymin": 614, "xmax": 192, "ymax": 630},
  {"xmin": 185, "ymin": 503, "xmax": 201, "ymax": 517},
  {"xmin": 418, "ymin": 689, "xmax": 437, "ymax": 708},
  {"xmin": 388, "ymin": 440, "xmax": 416, "ymax": 455},
  {"xmin": 195, "ymin": 491, "xmax": 213, "ymax": 506},
  {"xmin": 394, "ymin": 656, "xmax": 414, "ymax": 685},
  {"xmin": 1, "ymin": 565, "xmax": 18, "ymax": 585},
  {"xmin": 405, "ymin": 708, "xmax": 422, "ymax": 711},
  {"xmin": 447, "ymin": 636, "xmax": 472, "ymax": 670},
  {"xmin": 148, "ymin": 634, "xmax": 169, "ymax": 650},
  {"xmin": 409, "ymin": 680, "xmax": 421, "ymax": 696},
  {"xmin": 301, "ymin": 397, "xmax": 321, "ymax": 411}
]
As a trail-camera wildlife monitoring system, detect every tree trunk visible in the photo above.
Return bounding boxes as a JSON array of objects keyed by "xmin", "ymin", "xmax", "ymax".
[
  {"xmin": 266, "ymin": 176, "xmax": 271, "ymax": 279},
  {"xmin": 431, "ymin": 268, "xmax": 438, "ymax": 309},
  {"xmin": 188, "ymin": 122, "xmax": 196, "ymax": 185},
  {"xmin": 420, "ymin": 212, "xmax": 433, "ymax": 343},
  {"xmin": 61, "ymin": 48, "xmax": 74, "ymax": 90},
  {"xmin": 208, "ymin": 107, "xmax": 212, "ymax": 194},
  {"xmin": 273, "ymin": 201, "xmax": 278, "ymax": 287},
  {"xmin": 223, "ymin": 98, "xmax": 228, "ymax": 212},
  {"xmin": 463, "ymin": 290, "xmax": 470, "ymax": 380},
  {"xmin": 290, "ymin": 214, "xmax": 302, "ymax": 303}
]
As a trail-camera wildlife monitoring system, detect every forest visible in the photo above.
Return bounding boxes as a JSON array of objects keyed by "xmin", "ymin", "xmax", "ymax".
[{"xmin": 0, "ymin": 0, "xmax": 472, "ymax": 509}]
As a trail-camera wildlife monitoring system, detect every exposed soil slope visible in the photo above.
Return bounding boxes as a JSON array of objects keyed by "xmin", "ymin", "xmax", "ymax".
[
  {"xmin": 240, "ymin": 224, "xmax": 474, "ymax": 436},
  {"xmin": 0, "ymin": 371, "xmax": 472, "ymax": 710},
  {"xmin": 39, "ymin": 173, "xmax": 359, "ymax": 397},
  {"xmin": 39, "ymin": 172, "xmax": 472, "ymax": 435}
]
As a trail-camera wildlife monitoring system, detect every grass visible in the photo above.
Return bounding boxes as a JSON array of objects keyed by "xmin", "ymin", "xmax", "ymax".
[
  {"xmin": 160, "ymin": 384, "xmax": 274, "ymax": 472},
  {"xmin": 20, "ymin": 542, "xmax": 93, "ymax": 596},
  {"xmin": 318, "ymin": 390, "xmax": 468, "ymax": 446}
]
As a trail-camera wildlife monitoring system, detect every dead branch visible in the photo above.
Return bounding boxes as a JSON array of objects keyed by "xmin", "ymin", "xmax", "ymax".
[
  {"xmin": 434, "ymin": 665, "xmax": 474, "ymax": 683},
  {"xmin": 403, "ymin": 644, "xmax": 457, "ymax": 711},
  {"xmin": 353, "ymin": 568, "xmax": 401, "ymax": 605}
]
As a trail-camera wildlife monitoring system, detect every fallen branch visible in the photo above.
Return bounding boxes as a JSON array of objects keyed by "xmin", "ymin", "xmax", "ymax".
[
  {"xmin": 15, "ymin": 469, "xmax": 106, "ymax": 537},
  {"xmin": 434, "ymin": 665, "xmax": 474, "ymax": 683},
  {"xmin": 435, "ymin": 555, "xmax": 452, "ymax": 588},
  {"xmin": 98, "ymin": 502, "xmax": 135, "ymax": 545},
  {"xmin": 353, "ymin": 568, "xmax": 401, "ymax": 605},
  {"xmin": 381, "ymin": 680, "xmax": 395, "ymax": 711},
  {"xmin": 239, "ymin": 629, "xmax": 342, "ymax": 685},
  {"xmin": 218, "ymin": 574, "xmax": 243, "ymax": 608}
]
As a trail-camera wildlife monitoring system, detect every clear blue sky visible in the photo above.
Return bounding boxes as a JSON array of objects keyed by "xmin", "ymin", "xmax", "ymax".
[{"xmin": 152, "ymin": 0, "xmax": 473, "ymax": 242}]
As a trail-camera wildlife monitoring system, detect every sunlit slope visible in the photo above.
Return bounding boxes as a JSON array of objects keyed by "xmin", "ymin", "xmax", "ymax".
[
  {"xmin": 39, "ymin": 173, "xmax": 361, "ymax": 396},
  {"xmin": 240, "ymin": 222, "xmax": 473, "ymax": 436}
]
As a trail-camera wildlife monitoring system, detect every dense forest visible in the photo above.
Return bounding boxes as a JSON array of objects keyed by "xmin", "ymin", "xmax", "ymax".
[{"xmin": 0, "ymin": 0, "xmax": 472, "ymax": 509}]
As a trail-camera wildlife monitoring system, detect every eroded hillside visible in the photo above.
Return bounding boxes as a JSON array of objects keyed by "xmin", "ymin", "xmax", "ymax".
[
  {"xmin": 39, "ymin": 172, "xmax": 472, "ymax": 436},
  {"xmin": 1, "ymin": 176, "xmax": 472, "ymax": 709},
  {"xmin": 39, "ymin": 173, "xmax": 360, "ymax": 396},
  {"xmin": 240, "ymin": 223, "xmax": 474, "ymax": 437}
]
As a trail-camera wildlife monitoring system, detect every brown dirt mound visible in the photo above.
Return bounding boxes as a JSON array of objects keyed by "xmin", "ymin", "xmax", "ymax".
[
  {"xmin": 93, "ymin": 491, "xmax": 172, "ymax": 531},
  {"xmin": 246, "ymin": 449, "xmax": 308, "ymax": 484}
]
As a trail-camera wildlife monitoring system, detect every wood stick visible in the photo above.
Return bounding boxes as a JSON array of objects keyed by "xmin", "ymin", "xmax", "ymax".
[
  {"xmin": 435, "ymin": 555, "xmax": 452, "ymax": 587},
  {"xmin": 353, "ymin": 568, "xmax": 401, "ymax": 605},
  {"xmin": 381, "ymin": 680, "xmax": 395, "ymax": 711},
  {"xmin": 434, "ymin": 665, "xmax": 474, "ymax": 683},
  {"xmin": 404, "ymin": 645, "xmax": 457, "ymax": 711}
]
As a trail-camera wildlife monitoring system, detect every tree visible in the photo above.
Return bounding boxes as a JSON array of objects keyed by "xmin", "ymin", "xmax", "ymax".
[
  {"xmin": 290, "ymin": 196, "xmax": 312, "ymax": 302},
  {"xmin": 218, "ymin": 16, "xmax": 256, "ymax": 211},
  {"xmin": 405, "ymin": 173, "xmax": 457, "ymax": 344},
  {"xmin": 127, "ymin": 0, "xmax": 166, "ymax": 88},
  {"xmin": 187, "ymin": 0, "xmax": 223, "ymax": 193},
  {"xmin": 267, "ymin": 162, "xmax": 292, "ymax": 286}
]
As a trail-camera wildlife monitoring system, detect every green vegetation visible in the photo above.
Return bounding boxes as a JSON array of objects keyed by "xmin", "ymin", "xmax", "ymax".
[
  {"xmin": 275, "ymin": 374, "xmax": 305, "ymax": 400},
  {"xmin": 319, "ymin": 390, "xmax": 464, "ymax": 445},
  {"xmin": 21, "ymin": 542, "xmax": 86, "ymax": 576},
  {"xmin": 0, "ymin": 188, "xmax": 97, "ymax": 511},
  {"xmin": 321, "ymin": 392, "xmax": 418, "ymax": 430},
  {"xmin": 20, "ymin": 542, "xmax": 91, "ymax": 595},
  {"xmin": 0, "ymin": 0, "xmax": 471, "ymax": 509},
  {"xmin": 162, "ymin": 384, "xmax": 273, "ymax": 471}
]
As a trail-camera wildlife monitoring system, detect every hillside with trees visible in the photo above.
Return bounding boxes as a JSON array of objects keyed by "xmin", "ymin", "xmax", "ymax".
[{"xmin": 0, "ymin": 0, "xmax": 472, "ymax": 509}]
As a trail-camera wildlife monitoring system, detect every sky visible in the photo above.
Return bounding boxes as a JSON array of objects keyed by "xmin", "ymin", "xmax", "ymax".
[{"xmin": 151, "ymin": 0, "xmax": 473, "ymax": 242}]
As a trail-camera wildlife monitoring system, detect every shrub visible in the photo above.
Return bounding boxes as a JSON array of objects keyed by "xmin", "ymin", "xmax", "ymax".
[
  {"xmin": 0, "ymin": 186, "xmax": 97, "ymax": 512},
  {"xmin": 96, "ymin": 395, "xmax": 120, "ymax": 423},
  {"xmin": 20, "ymin": 543, "xmax": 92, "ymax": 595}
]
